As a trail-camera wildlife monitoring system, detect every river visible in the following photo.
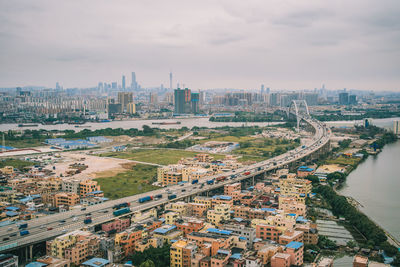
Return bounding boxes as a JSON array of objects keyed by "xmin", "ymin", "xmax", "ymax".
[
  {"xmin": 0, "ymin": 118, "xmax": 284, "ymax": 132},
  {"xmin": 338, "ymin": 140, "xmax": 400, "ymax": 241}
]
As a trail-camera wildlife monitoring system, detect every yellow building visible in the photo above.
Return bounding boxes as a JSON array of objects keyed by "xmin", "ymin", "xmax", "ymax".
[
  {"xmin": 54, "ymin": 192, "xmax": 80, "ymax": 207},
  {"xmin": 79, "ymin": 180, "xmax": 100, "ymax": 197},
  {"xmin": 126, "ymin": 102, "xmax": 136, "ymax": 114},
  {"xmin": 170, "ymin": 239, "xmax": 198, "ymax": 267},
  {"xmin": 166, "ymin": 201, "xmax": 189, "ymax": 215},
  {"xmin": 278, "ymin": 178, "xmax": 312, "ymax": 197},
  {"xmin": 165, "ymin": 212, "xmax": 180, "ymax": 225},
  {"xmin": 0, "ymin": 166, "xmax": 14, "ymax": 175},
  {"xmin": 193, "ymin": 196, "xmax": 212, "ymax": 209},
  {"xmin": 207, "ymin": 204, "xmax": 231, "ymax": 226},
  {"xmin": 46, "ymin": 230, "xmax": 92, "ymax": 258},
  {"xmin": 157, "ymin": 165, "xmax": 183, "ymax": 186}
]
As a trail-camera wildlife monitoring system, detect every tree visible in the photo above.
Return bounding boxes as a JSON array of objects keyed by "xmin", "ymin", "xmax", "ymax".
[
  {"xmin": 346, "ymin": 240, "xmax": 357, "ymax": 248},
  {"xmin": 305, "ymin": 175, "xmax": 320, "ymax": 185},
  {"xmin": 380, "ymin": 241, "xmax": 398, "ymax": 257},
  {"xmin": 139, "ymin": 260, "xmax": 156, "ymax": 267}
]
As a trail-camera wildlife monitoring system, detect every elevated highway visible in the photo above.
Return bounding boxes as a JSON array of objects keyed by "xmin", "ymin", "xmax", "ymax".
[{"xmin": 0, "ymin": 115, "xmax": 331, "ymax": 260}]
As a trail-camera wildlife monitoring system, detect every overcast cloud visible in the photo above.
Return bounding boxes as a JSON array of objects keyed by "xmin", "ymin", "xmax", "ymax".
[{"xmin": 0, "ymin": 0, "xmax": 399, "ymax": 91}]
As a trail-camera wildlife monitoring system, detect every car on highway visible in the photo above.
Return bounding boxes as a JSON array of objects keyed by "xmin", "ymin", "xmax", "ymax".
[
  {"xmin": 7, "ymin": 227, "xmax": 12, "ymax": 231},
  {"xmin": 103, "ymin": 210, "xmax": 109, "ymax": 213},
  {"xmin": 81, "ymin": 207, "xmax": 86, "ymax": 211},
  {"xmin": 47, "ymin": 227, "xmax": 53, "ymax": 230},
  {"xmin": 3, "ymin": 237, "xmax": 10, "ymax": 241}
]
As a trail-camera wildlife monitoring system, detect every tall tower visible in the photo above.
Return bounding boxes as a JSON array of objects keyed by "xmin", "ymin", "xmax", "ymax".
[
  {"xmin": 169, "ymin": 72, "xmax": 173, "ymax": 91},
  {"xmin": 122, "ymin": 75, "xmax": 126, "ymax": 90},
  {"xmin": 131, "ymin": 72, "xmax": 137, "ymax": 90}
]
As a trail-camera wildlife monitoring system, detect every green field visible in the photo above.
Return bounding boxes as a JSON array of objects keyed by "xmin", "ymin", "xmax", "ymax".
[
  {"xmin": 326, "ymin": 156, "xmax": 362, "ymax": 167},
  {"xmin": 5, "ymin": 139, "xmax": 44, "ymax": 148},
  {"xmin": 94, "ymin": 164, "xmax": 159, "ymax": 200},
  {"xmin": 101, "ymin": 149, "xmax": 225, "ymax": 165},
  {"xmin": 0, "ymin": 159, "xmax": 35, "ymax": 169}
]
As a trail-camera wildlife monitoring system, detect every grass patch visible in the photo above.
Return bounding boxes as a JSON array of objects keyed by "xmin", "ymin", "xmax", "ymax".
[
  {"xmin": 5, "ymin": 139, "xmax": 44, "ymax": 148},
  {"xmin": 101, "ymin": 149, "xmax": 225, "ymax": 165},
  {"xmin": 0, "ymin": 159, "xmax": 35, "ymax": 169},
  {"xmin": 94, "ymin": 164, "xmax": 159, "ymax": 200},
  {"xmin": 325, "ymin": 156, "xmax": 362, "ymax": 167}
]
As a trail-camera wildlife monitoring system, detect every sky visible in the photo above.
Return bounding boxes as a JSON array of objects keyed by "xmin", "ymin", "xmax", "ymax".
[{"xmin": 0, "ymin": 0, "xmax": 399, "ymax": 91}]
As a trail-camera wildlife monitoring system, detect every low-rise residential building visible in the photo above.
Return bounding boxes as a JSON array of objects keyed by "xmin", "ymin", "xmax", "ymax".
[
  {"xmin": 207, "ymin": 204, "xmax": 231, "ymax": 226},
  {"xmin": 170, "ymin": 239, "xmax": 198, "ymax": 267},
  {"xmin": 152, "ymin": 225, "xmax": 183, "ymax": 243},
  {"xmin": 54, "ymin": 192, "xmax": 80, "ymax": 207}
]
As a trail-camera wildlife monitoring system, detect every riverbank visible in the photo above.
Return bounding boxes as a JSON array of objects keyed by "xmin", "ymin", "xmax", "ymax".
[
  {"xmin": 338, "ymin": 140, "xmax": 400, "ymax": 244},
  {"xmin": 310, "ymin": 130, "xmax": 399, "ymax": 263}
]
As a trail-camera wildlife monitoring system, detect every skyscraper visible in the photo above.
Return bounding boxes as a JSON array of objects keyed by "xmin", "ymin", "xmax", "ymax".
[
  {"xmin": 174, "ymin": 88, "xmax": 186, "ymax": 114},
  {"xmin": 122, "ymin": 75, "xmax": 126, "ymax": 90},
  {"xmin": 118, "ymin": 92, "xmax": 133, "ymax": 112},
  {"xmin": 169, "ymin": 72, "xmax": 173, "ymax": 91},
  {"xmin": 131, "ymin": 72, "xmax": 137, "ymax": 90},
  {"xmin": 174, "ymin": 88, "xmax": 195, "ymax": 114},
  {"xmin": 339, "ymin": 92, "xmax": 349, "ymax": 105},
  {"xmin": 191, "ymin": 92, "xmax": 200, "ymax": 114},
  {"xmin": 349, "ymin": 95, "xmax": 357, "ymax": 105},
  {"xmin": 261, "ymin": 84, "xmax": 265, "ymax": 94}
]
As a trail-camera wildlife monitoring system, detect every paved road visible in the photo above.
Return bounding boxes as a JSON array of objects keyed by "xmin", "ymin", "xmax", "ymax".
[{"xmin": 0, "ymin": 115, "xmax": 331, "ymax": 251}]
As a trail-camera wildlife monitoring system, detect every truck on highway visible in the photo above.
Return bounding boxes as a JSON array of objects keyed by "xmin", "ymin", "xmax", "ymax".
[
  {"xmin": 138, "ymin": 196, "xmax": 153, "ymax": 203},
  {"xmin": 84, "ymin": 216, "xmax": 92, "ymax": 224},
  {"xmin": 191, "ymin": 179, "xmax": 198, "ymax": 184},
  {"xmin": 18, "ymin": 223, "xmax": 28, "ymax": 229},
  {"xmin": 168, "ymin": 194, "xmax": 177, "ymax": 200},
  {"xmin": 206, "ymin": 179, "xmax": 214, "ymax": 185},
  {"xmin": 113, "ymin": 202, "xmax": 130, "ymax": 210},
  {"xmin": 113, "ymin": 207, "xmax": 131, "ymax": 216},
  {"xmin": 216, "ymin": 176, "xmax": 226, "ymax": 182},
  {"xmin": 20, "ymin": 230, "xmax": 30, "ymax": 236}
]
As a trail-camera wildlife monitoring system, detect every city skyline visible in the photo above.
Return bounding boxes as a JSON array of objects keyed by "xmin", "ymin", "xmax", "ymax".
[{"xmin": 0, "ymin": 0, "xmax": 399, "ymax": 91}]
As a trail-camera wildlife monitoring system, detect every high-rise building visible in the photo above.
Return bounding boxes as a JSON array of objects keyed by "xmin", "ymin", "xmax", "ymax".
[
  {"xmin": 150, "ymin": 92, "xmax": 158, "ymax": 104},
  {"xmin": 191, "ymin": 92, "xmax": 200, "ymax": 114},
  {"xmin": 174, "ymin": 88, "xmax": 186, "ymax": 114},
  {"xmin": 270, "ymin": 93, "xmax": 280, "ymax": 106},
  {"xmin": 122, "ymin": 75, "xmax": 126, "ymax": 90},
  {"xmin": 339, "ymin": 92, "xmax": 349, "ymax": 105},
  {"xmin": 127, "ymin": 102, "xmax": 136, "ymax": 114},
  {"xmin": 118, "ymin": 92, "xmax": 133, "ymax": 112},
  {"xmin": 261, "ymin": 84, "xmax": 265, "ymax": 94},
  {"xmin": 394, "ymin": 121, "xmax": 400, "ymax": 135},
  {"xmin": 169, "ymin": 72, "xmax": 173, "ymax": 91},
  {"xmin": 131, "ymin": 72, "xmax": 137, "ymax": 90},
  {"xmin": 349, "ymin": 95, "xmax": 357, "ymax": 105},
  {"xmin": 174, "ymin": 88, "xmax": 198, "ymax": 114}
]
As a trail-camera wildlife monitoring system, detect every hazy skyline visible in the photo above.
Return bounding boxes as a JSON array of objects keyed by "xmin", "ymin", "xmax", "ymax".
[{"xmin": 0, "ymin": 0, "xmax": 399, "ymax": 91}]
